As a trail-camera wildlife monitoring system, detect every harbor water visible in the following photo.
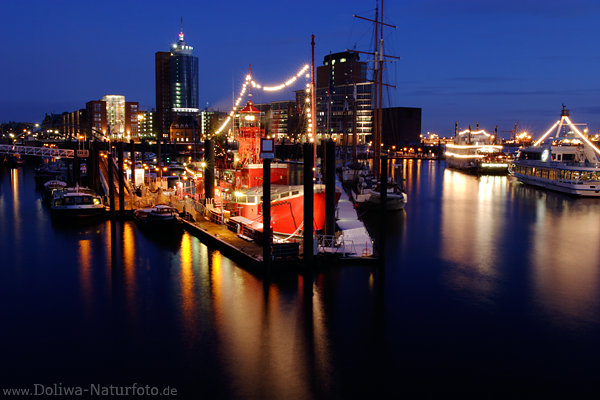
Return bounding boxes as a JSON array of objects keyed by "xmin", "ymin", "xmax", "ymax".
[{"xmin": 2, "ymin": 160, "xmax": 600, "ymax": 397}]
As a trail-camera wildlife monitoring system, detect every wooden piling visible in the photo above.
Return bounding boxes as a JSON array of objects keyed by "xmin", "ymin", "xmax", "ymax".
[
  {"xmin": 325, "ymin": 139, "xmax": 336, "ymax": 237},
  {"xmin": 263, "ymin": 158, "xmax": 272, "ymax": 271},
  {"xmin": 117, "ymin": 141, "xmax": 125, "ymax": 213},
  {"xmin": 130, "ymin": 139, "xmax": 135, "ymax": 189},
  {"xmin": 108, "ymin": 152, "xmax": 115, "ymax": 218},
  {"xmin": 379, "ymin": 155, "xmax": 388, "ymax": 259},
  {"xmin": 303, "ymin": 142, "xmax": 314, "ymax": 265},
  {"xmin": 204, "ymin": 139, "xmax": 215, "ymax": 201}
]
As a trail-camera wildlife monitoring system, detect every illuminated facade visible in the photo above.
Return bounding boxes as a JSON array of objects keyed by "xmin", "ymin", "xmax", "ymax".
[
  {"xmin": 155, "ymin": 28, "xmax": 199, "ymax": 141},
  {"xmin": 199, "ymin": 109, "xmax": 227, "ymax": 138},
  {"xmin": 169, "ymin": 115, "xmax": 199, "ymax": 143},
  {"xmin": 99, "ymin": 95, "xmax": 138, "ymax": 141},
  {"xmin": 138, "ymin": 110, "xmax": 156, "ymax": 139},
  {"xmin": 315, "ymin": 51, "xmax": 372, "ymax": 143},
  {"xmin": 102, "ymin": 95, "xmax": 125, "ymax": 137}
]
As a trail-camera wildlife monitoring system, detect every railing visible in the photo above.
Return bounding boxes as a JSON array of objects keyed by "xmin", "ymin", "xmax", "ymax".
[{"xmin": 0, "ymin": 144, "xmax": 74, "ymax": 158}]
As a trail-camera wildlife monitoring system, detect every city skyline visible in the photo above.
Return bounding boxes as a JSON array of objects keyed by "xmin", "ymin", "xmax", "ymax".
[{"xmin": 1, "ymin": 0, "xmax": 599, "ymax": 136}]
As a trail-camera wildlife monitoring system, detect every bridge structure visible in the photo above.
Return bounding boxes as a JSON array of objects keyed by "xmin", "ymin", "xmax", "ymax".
[{"xmin": 0, "ymin": 144, "xmax": 90, "ymax": 159}]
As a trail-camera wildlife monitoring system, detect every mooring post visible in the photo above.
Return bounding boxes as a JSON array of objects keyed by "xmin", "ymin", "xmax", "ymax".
[
  {"xmin": 303, "ymin": 142, "xmax": 314, "ymax": 266},
  {"xmin": 73, "ymin": 151, "xmax": 80, "ymax": 186},
  {"xmin": 204, "ymin": 139, "xmax": 215, "ymax": 202},
  {"xmin": 325, "ymin": 139, "xmax": 336, "ymax": 237},
  {"xmin": 157, "ymin": 138, "xmax": 162, "ymax": 185},
  {"xmin": 88, "ymin": 142, "xmax": 95, "ymax": 191},
  {"xmin": 117, "ymin": 142, "xmax": 125, "ymax": 213},
  {"xmin": 130, "ymin": 139, "xmax": 136, "ymax": 189},
  {"xmin": 379, "ymin": 155, "xmax": 388, "ymax": 259},
  {"xmin": 263, "ymin": 158, "xmax": 272, "ymax": 272},
  {"xmin": 141, "ymin": 139, "xmax": 146, "ymax": 173},
  {"xmin": 108, "ymin": 152, "xmax": 116, "ymax": 219}
]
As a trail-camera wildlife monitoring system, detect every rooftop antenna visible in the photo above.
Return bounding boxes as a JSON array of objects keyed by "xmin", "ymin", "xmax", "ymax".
[{"xmin": 179, "ymin": 17, "xmax": 184, "ymax": 41}]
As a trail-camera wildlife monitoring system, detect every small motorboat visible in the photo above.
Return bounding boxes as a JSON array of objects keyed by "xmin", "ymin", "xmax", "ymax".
[
  {"xmin": 42, "ymin": 180, "xmax": 67, "ymax": 204},
  {"xmin": 134, "ymin": 204, "xmax": 181, "ymax": 230},
  {"xmin": 50, "ymin": 185, "xmax": 106, "ymax": 218}
]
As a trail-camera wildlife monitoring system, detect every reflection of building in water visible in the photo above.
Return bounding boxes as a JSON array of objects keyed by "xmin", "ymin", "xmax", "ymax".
[
  {"xmin": 440, "ymin": 170, "xmax": 508, "ymax": 299},
  {"xmin": 530, "ymin": 200, "xmax": 600, "ymax": 324},
  {"xmin": 78, "ymin": 239, "xmax": 93, "ymax": 309},
  {"xmin": 200, "ymin": 251, "xmax": 330, "ymax": 399}
]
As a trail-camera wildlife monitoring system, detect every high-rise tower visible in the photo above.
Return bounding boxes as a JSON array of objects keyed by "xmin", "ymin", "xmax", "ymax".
[{"xmin": 155, "ymin": 25, "xmax": 199, "ymax": 140}]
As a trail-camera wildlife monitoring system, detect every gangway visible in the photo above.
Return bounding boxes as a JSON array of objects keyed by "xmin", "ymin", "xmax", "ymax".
[{"xmin": 0, "ymin": 144, "xmax": 75, "ymax": 158}]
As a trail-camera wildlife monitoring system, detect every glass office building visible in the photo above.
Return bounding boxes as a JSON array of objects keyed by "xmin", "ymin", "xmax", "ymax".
[{"xmin": 169, "ymin": 31, "xmax": 198, "ymax": 113}]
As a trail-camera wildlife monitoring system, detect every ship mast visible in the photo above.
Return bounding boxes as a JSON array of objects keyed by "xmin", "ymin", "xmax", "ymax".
[{"xmin": 352, "ymin": 0, "xmax": 399, "ymax": 177}]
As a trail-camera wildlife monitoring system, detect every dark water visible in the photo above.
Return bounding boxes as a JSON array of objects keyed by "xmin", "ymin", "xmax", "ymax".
[{"xmin": 2, "ymin": 161, "xmax": 600, "ymax": 397}]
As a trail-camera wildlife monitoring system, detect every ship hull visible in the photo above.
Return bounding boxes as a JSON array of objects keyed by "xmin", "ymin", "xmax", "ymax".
[{"xmin": 236, "ymin": 189, "xmax": 330, "ymax": 236}]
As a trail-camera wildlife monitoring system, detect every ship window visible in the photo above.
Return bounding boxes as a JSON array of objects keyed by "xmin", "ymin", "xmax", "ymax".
[
  {"xmin": 280, "ymin": 192, "xmax": 289, "ymax": 198},
  {"xmin": 581, "ymin": 172, "xmax": 591, "ymax": 181},
  {"xmin": 572, "ymin": 171, "xmax": 580, "ymax": 181},
  {"xmin": 292, "ymin": 190, "xmax": 299, "ymax": 196},
  {"xmin": 248, "ymin": 196, "xmax": 255, "ymax": 203},
  {"xmin": 564, "ymin": 171, "xmax": 571, "ymax": 180},
  {"xmin": 563, "ymin": 154, "xmax": 575, "ymax": 161}
]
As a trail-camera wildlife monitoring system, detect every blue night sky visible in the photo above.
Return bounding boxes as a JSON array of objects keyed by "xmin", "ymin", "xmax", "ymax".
[{"xmin": 1, "ymin": 0, "xmax": 599, "ymax": 137}]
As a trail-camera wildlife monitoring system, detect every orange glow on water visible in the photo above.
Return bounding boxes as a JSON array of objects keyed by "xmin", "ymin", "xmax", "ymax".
[
  {"xmin": 179, "ymin": 232, "xmax": 197, "ymax": 335},
  {"xmin": 122, "ymin": 222, "xmax": 136, "ymax": 315},
  {"xmin": 78, "ymin": 239, "xmax": 92, "ymax": 309}
]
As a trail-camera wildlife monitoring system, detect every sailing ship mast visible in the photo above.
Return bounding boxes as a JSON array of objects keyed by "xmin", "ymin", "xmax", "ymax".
[{"xmin": 352, "ymin": 0, "xmax": 399, "ymax": 177}]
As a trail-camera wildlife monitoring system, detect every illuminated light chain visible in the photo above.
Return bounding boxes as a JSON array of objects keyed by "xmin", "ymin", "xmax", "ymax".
[
  {"xmin": 531, "ymin": 115, "xmax": 600, "ymax": 156},
  {"xmin": 214, "ymin": 64, "xmax": 311, "ymax": 136},
  {"xmin": 257, "ymin": 64, "xmax": 309, "ymax": 92},
  {"xmin": 563, "ymin": 116, "xmax": 600, "ymax": 156},
  {"xmin": 446, "ymin": 143, "xmax": 502, "ymax": 150},
  {"xmin": 533, "ymin": 120, "xmax": 562, "ymax": 147},
  {"xmin": 458, "ymin": 129, "xmax": 493, "ymax": 137},
  {"xmin": 444, "ymin": 151, "xmax": 485, "ymax": 159}
]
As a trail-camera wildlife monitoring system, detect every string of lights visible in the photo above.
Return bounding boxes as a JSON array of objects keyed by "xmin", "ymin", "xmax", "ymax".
[{"xmin": 214, "ymin": 64, "xmax": 311, "ymax": 136}]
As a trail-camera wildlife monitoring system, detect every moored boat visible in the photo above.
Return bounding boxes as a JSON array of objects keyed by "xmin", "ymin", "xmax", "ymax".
[
  {"xmin": 50, "ymin": 185, "xmax": 106, "ymax": 218},
  {"xmin": 445, "ymin": 124, "xmax": 508, "ymax": 174},
  {"xmin": 352, "ymin": 179, "xmax": 407, "ymax": 211},
  {"xmin": 213, "ymin": 85, "xmax": 340, "ymax": 237},
  {"xmin": 134, "ymin": 204, "xmax": 181, "ymax": 229},
  {"xmin": 42, "ymin": 179, "xmax": 67, "ymax": 204},
  {"xmin": 510, "ymin": 106, "xmax": 600, "ymax": 196}
]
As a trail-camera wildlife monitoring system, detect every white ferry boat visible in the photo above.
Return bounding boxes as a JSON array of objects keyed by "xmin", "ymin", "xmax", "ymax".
[
  {"xmin": 445, "ymin": 124, "xmax": 508, "ymax": 174},
  {"xmin": 510, "ymin": 106, "xmax": 600, "ymax": 197}
]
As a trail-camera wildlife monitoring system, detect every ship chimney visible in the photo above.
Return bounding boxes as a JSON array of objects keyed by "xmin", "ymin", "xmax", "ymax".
[
  {"xmin": 561, "ymin": 104, "xmax": 569, "ymax": 117},
  {"xmin": 468, "ymin": 125, "xmax": 472, "ymax": 144},
  {"xmin": 494, "ymin": 125, "xmax": 498, "ymax": 145}
]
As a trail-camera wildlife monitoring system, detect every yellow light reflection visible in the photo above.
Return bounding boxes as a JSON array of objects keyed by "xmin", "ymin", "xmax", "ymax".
[
  {"xmin": 208, "ymin": 251, "xmax": 315, "ymax": 399},
  {"xmin": 122, "ymin": 222, "xmax": 136, "ymax": 315},
  {"xmin": 180, "ymin": 232, "xmax": 197, "ymax": 337},
  {"xmin": 78, "ymin": 239, "xmax": 93, "ymax": 309},
  {"xmin": 441, "ymin": 170, "xmax": 507, "ymax": 300},
  {"xmin": 530, "ymin": 201, "xmax": 600, "ymax": 325}
]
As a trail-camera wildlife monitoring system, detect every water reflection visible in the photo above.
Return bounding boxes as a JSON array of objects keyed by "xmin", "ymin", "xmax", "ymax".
[
  {"xmin": 5, "ymin": 163, "xmax": 600, "ymax": 395},
  {"xmin": 10, "ymin": 168, "xmax": 21, "ymax": 246},
  {"xmin": 206, "ymin": 252, "xmax": 331, "ymax": 399},
  {"xmin": 122, "ymin": 222, "xmax": 137, "ymax": 318},
  {"xmin": 78, "ymin": 239, "xmax": 93, "ymax": 310},
  {"xmin": 179, "ymin": 232, "xmax": 198, "ymax": 341},
  {"xmin": 517, "ymin": 186, "xmax": 600, "ymax": 326},
  {"xmin": 440, "ymin": 170, "xmax": 508, "ymax": 301}
]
